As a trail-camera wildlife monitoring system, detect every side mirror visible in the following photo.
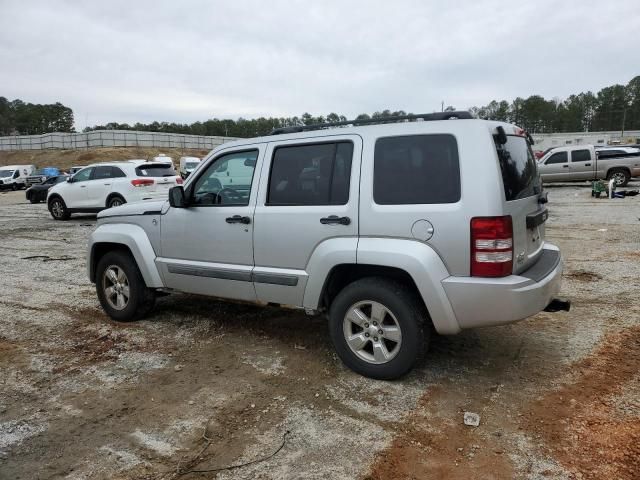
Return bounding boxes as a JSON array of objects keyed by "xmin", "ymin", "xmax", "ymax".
[{"xmin": 169, "ymin": 186, "xmax": 188, "ymax": 208}]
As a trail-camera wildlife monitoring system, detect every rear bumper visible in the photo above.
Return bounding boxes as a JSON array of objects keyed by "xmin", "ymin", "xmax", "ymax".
[
  {"xmin": 442, "ymin": 244, "xmax": 563, "ymax": 329},
  {"xmin": 128, "ymin": 190, "xmax": 171, "ymax": 202}
]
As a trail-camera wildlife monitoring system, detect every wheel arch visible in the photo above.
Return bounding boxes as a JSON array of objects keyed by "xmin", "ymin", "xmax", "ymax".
[
  {"xmin": 88, "ymin": 224, "xmax": 164, "ymax": 288},
  {"xmin": 105, "ymin": 192, "xmax": 126, "ymax": 207}
]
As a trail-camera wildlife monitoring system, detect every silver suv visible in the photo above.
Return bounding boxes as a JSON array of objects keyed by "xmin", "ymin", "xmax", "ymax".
[{"xmin": 88, "ymin": 112, "xmax": 568, "ymax": 379}]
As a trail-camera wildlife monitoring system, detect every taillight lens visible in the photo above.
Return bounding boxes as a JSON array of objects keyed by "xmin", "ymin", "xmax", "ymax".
[
  {"xmin": 131, "ymin": 178, "xmax": 154, "ymax": 187},
  {"xmin": 176, "ymin": 177, "xmax": 183, "ymax": 185},
  {"xmin": 470, "ymin": 216, "xmax": 513, "ymax": 277}
]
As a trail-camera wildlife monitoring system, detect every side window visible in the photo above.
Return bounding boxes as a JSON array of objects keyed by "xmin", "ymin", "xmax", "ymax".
[
  {"xmin": 374, "ymin": 134, "xmax": 460, "ymax": 205},
  {"xmin": 267, "ymin": 142, "xmax": 354, "ymax": 206},
  {"xmin": 13, "ymin": 171, "xmax": 19, "ymax": 179},
  {"xmin": 93, "ymin": 166, "xmax": 113, "ymax": 180},
  {"xmin": 571, "ymin": 150, "xmax": 591, "ymax": 162},
  {"xmin": 73, "ymin": 167, "xmax": 94, "ymax": 182},
  {"xmin": 111, "ymin": 167, "xmax": 126, "ymax": 178},
  {"xmin": 545, "ymin": 152, "xmax": 568, "ymax": 165},
  {"xmin": 192, "ymin": 150, "xmax": 258, "ymax": 206}
]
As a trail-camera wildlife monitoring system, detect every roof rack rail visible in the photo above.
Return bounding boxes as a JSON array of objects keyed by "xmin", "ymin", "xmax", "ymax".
[{"xmin": 269, "ymin": 111, "xmax": 474, "ymax": 135}]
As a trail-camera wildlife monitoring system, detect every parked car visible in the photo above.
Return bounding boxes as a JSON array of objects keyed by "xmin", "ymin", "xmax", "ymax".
[
  {"xmin": 538, "ymin": 144, "xmax": 640, "ymax": 186},
  {"xmin": 151, "ymin": 154, "xmax": 175, "ymax": 168},
  {"xmin": 178, "ymin": 156, "xmax": 201, "ymax": 178},
  {"xmin": 26, "ymin": 167, "xmax": 61, "ymax": 187},
  {"xmin": 0, "ymin": 164, "xmax": 35, "ymax": 190},
  {"xmin": 47, "ymin": 161, "xmax": 182, "ymax": 220},
  {"xmin": 87, "ymin": 112, "xmax": 568, "ymax": 380},
  {"xmin": 25, "ymin": 175, "xmax": 68, "ymax": 203}
]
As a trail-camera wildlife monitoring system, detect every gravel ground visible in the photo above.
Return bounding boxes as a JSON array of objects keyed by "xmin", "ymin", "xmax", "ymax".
[{"xmin": 0, "ymin": 181, "xmax": 638, "ymax": 480}]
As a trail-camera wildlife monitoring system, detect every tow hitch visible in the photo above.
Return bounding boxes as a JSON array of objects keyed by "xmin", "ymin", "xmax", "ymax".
[{"xmin": 544, "ymin": 298, "xmax": 571, "ymax": 312}]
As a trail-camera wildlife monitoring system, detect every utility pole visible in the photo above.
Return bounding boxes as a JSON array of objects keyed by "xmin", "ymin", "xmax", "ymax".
[
  {"xmin": 441, "ymin": 101, "xmax": 444, "ymax": 112},
  {"xmin": 621, "ymin": 108, "xmax": 626, "ymax": 138}
]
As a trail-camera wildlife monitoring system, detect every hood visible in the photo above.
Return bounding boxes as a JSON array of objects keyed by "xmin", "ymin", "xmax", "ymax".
[{"xmin": 98, "ymin": 200, "xmax": 167, "ymax": 219}]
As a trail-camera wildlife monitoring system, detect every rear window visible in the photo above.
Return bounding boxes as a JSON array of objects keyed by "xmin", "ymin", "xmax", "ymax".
[
  {"xmin": 135, "ymin": 163, "xmax": 177, "ymax": 177},
  {"xmin": 373, "ymin": 134, "xmax": 460, "ymax": 205},
  {"xmin": 495, "ymin": 135, "xmax": 541, "ymax": 201}
]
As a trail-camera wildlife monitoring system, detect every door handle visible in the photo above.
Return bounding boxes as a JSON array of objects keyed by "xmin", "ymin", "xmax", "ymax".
[
  {"xmin": 320, "ymin": 215, "xmax": 351, "ymax": 225},
  {"xmin": 104, "ymin": 183, "xmax": 111, "ymax": 186},
  {"xmin": 562, "ymin": 165, "xmax": 569, "ymax": 168},
  {"xmin": 585, "ymin": 163, "xmax": 591, "ymax": 166},
  {"xmin": 80, "ymin": 185, "xmax": 87, "ymax": 187},
  {"xmin": 226, "ymin": 215, "xmax": 251, "ymax": 224}
]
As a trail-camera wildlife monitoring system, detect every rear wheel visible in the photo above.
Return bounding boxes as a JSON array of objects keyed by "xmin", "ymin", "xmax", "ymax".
[
  {"xmin": 11, "ymin": 183, "xmax": 17, "ymax": 191},
  {"xmin": 107, "ymin": 195, "xmax": 126, "ymax": 208},
  {"xmin": 329, "ymin": 277, "xmax": 427, "ymax": 380},
  {"xmin": 607, "ymin": 168, "xmax": 630, "ymax": 187},
  {"xmin": 95, "ymin": 250, "xmax": 155, "ymax": 321},
  {"xmin": 48, "ymin": 196, "xmax": 70, "ymax": 220}
]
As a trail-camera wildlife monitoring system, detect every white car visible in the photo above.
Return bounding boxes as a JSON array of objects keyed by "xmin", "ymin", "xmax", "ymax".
[{"xmin": 47, "ymin": 161, "xmax": 182, "ymax": 220}]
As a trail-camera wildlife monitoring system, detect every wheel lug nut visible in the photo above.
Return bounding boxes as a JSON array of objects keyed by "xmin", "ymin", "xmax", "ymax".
[
  {"xmin": 365, "ymin": 332, "xmax": 370, "ymax": 337},
  {"xmin": 378, "ymin": 329, "xmax": 383, "ymax": 335},
  {"xmin": 364, "ymin": 323, "xmax": 369, "ymax": 328},
  {"xmin": 373, "ymin": 321, "xmax": 377, "ymax": 326},
  {"xmin": 373, "ymin": 337, "xmax": 379, "ymax": 342}
]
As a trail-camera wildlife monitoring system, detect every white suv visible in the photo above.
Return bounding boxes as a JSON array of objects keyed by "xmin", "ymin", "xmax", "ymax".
[
  {"xmin": 88, "ymin": 112, "xmax": 569, "ymax": 379},
  {"xmin": 48, "ymin": 161, "xmax": 182, "ymax": 220}
]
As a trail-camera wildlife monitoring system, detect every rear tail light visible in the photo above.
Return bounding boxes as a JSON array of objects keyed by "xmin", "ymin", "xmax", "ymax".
[
  {"xmin": 470, "ymin": 216, "xmax": 513, "ymax": 277},
  {"xmin": 176, "ymin": 177, "xmax": 183, "ymax": 185},
  {"xmin": 131, "ymin": 178, "xmax": 155, "ymax": 187}
]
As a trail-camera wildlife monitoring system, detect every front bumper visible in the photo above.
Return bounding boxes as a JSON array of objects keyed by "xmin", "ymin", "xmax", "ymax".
[{"xmin": 442, "ymin": 245, "xmax": 563, "ymax": 329}]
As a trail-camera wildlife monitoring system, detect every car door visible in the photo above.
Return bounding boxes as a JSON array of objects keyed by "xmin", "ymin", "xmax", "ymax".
[
  {"xmin": 569, "ymin": 148, "xmax": 595, "ymax": 180},
  {"xmin": 157, "ymin": 145, "xmax": 265, "ymax": 302},
  {"xmin": 540, "ymin": 151, "xmax": 569, "ymax": 182},
  {"xmin": 252, "ymin": 135, "xmax": 362, "ymax": 306},
  {"xmin": 88, "ymin": 166, "xmax": 119, "ymax": 208},
  {"xmin": 63, "ymin": 167, "xmax": 94, "ymax": 207}
]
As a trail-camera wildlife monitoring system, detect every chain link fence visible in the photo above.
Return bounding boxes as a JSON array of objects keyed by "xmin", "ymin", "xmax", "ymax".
[{"xmin": 0, "ymin": 130, "xmax": 238, "ymax": 151}]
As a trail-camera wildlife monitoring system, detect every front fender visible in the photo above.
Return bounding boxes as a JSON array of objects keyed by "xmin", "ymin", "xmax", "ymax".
[
  {"xmin": 87, "ymin": 223, "xmax": 164, "ymax": 288},
  {"xmin": 357, "ymin": 238, "xmax": 460, "ymax": 334}
]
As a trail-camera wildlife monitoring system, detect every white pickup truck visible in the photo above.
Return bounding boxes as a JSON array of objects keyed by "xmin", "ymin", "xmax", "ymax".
[{"xmin": 538, "ymin": 145, "xmax": 640, "ymax": 186}]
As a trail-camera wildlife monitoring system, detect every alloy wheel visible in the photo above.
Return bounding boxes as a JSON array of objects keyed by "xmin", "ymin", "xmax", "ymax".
[
  {"xmin": 342, "ymin": 300, "xmax": 402, "ymax": 364},
  {"xmin": 102, "ymin": 265, "xmax": 130, "ymax": 311}
]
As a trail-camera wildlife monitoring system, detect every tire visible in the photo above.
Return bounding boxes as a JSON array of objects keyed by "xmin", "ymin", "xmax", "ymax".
[
  {"xmin": 107, "ymin": 195, "xmax": 126, "ymax": 209},
  {"xmin": 329, "ymin": 277, "xmax": 428, "ymax": 380},
  {"xmin": 48, "ymin": 196, "xmax": 71, "ymax": 220},
  {"xmin": 29, "ymin": 196, "xmax": 38, "ymax": 204},
  {"xmin": 607, "ymin": 169, "xmax": 630, "ymax": 187},
  {"xmin": 11, "ymin": 183, "xmax": 17, "ymax": 191},
  {"xmin": 95, "ymin": 250, "xmax": 156, "ymax": 322}
]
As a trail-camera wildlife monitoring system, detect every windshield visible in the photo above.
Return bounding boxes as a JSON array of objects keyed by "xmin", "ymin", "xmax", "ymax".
[
  {"xmin": 0, "ymin": 170, "xmax": 13, "ymax": 178},
  {"xmin": 495, "ymin": 135, "xmax": 541, "ymax": 201},
  {"xmin": 186, "ymin": 162, "xmax": 199, "ymax": 169},
  {"xmin": 135, "ymin": 163, "xmax": 177, "ymax": 177}
]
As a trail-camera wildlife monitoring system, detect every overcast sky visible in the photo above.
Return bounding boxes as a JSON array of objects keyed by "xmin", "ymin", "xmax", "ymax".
[{"xmin": 1, "ymin": 0, "xmax": 639, "ymax": 130}]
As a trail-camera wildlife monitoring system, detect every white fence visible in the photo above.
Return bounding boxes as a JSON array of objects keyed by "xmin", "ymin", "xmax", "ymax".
[{"xmin": 0, "ymin": 130, "xmax": 238, "ymax": 151}]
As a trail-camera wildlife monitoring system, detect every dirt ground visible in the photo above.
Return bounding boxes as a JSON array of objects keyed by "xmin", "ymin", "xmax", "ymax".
[
  {"xmin": 0, "ymin": 148, "xmax": 211, "ymax": 172},
  {"xmin": 0, "ymin": 180, "xmax": 639, "ymax": 480}
]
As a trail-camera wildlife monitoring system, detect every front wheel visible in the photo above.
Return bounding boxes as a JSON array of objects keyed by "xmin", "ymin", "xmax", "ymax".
[
  {"xmin": 95, "ymin": 250, "xmax": 156, "ymax": 321},
  {"xmin": 329, "ymin": 277, "xmax": 427, "ymax": 380},
  {"xmin": 607, "ymin": 169, "xmax": 630, "ymax": 187},
  {"xmin": 48, "ymin": 197, "xmax": 70, "ymax": 220}
]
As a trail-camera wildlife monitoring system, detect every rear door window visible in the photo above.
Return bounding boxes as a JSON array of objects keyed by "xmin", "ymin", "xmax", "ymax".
[
  {"xmin": 267, "ymin": 142, "xmax": 354, "ymax": 206},
  {"xmin": 571, "ymin": 150, "xmax": 591, "ymax": 162},
  {"xmin": 495, "ymin": 135, "xmax": 541, "ymax": 201},
  {"xmin": 373, "ymin": 134, "xmax": 460, "ymax": 204}
]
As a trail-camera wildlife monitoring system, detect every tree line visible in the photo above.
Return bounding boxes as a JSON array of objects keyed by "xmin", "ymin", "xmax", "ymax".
[
  {"xmin": 0, "ymin": 97, "xmax": 74, "ymax": 135},
  {"xmin": 2, "ymin": 75, "xmax": 639, "ymax": 138}
]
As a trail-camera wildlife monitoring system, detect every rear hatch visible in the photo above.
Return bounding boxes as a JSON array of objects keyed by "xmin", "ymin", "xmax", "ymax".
[
  {"xmin": 134, "ymin": 163, "xmax": 180, "ymax": 193},
  {"xmin": 494, "ymin": 129, "xmax": 545, "ymax": 274}
]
